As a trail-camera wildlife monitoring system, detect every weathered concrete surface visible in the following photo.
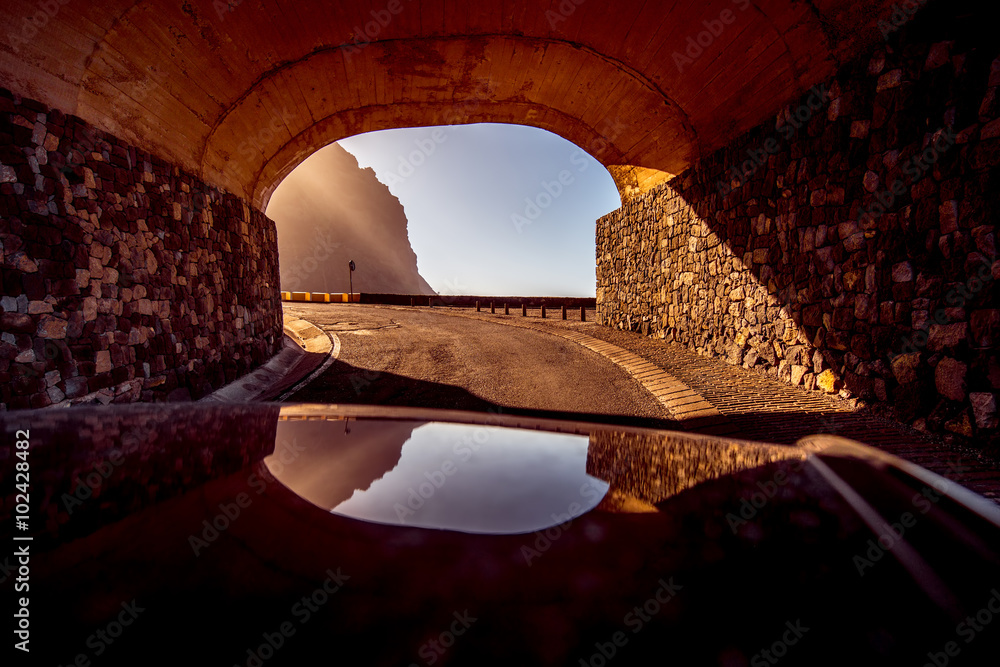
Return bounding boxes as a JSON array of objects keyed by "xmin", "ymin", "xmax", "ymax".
[{"xmin": 0, "ymin": 0, "xmax": 898, "ymax": 204}]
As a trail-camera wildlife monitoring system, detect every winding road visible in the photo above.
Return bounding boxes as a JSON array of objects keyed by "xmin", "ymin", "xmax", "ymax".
[{"xmin": 281, "ymin": 303, "xmax": 673, "ymax": 426}]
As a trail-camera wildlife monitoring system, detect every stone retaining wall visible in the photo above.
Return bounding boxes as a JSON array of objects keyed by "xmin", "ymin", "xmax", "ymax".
[
  {"xmin": 0, "ymin": 88, "xmax": 283, "ymax": 408},
  {"xmin": 597, "ymin": 13, "xmax": 999, "ymax": 447}
]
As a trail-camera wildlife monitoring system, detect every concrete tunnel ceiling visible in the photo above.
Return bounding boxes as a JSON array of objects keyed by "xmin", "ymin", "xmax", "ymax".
[{"xmin": 1, "ymin": 0, "xmax": 900, "ymax": 210}]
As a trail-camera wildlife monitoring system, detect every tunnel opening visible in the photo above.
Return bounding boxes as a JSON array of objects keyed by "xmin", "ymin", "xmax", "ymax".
[{"xmin": 266, "ymin": 123, "xmax": 622, "ymax": 300}]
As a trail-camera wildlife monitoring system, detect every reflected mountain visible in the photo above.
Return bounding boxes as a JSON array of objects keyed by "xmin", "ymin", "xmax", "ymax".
[{"xmin": 264, "ymin": 418, "xmax": 424, "ymax": 511}]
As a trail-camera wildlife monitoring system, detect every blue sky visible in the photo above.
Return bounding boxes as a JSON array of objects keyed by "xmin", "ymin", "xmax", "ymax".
[{"xmin": 338, "ymin": 123, "xmax": 621, "ymax": 297}]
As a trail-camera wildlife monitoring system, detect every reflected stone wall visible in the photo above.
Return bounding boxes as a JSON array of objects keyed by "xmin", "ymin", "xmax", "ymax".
[{"xmin": 586, "ymin": 430, "xmax": 804, "ymax": 506}]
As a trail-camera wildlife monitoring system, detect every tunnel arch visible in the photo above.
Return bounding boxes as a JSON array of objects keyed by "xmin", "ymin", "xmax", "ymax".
[
  {"xmin": 3, "ymin": 0, "xmax": 897, "ymax": 210},
  {"xmin": 249, "ymin": 96, "xmax": 644, "ymax": 212},
  {"xmin": 164, "ymin": 33, "xmax": 699, "ymax": 208}
]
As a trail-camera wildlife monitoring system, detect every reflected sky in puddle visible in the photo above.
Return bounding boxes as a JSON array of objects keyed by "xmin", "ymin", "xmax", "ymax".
[
  {"xmin": 334, "ymin": 423, "xmax": 608, "ymax": 534},
  {"xmin": 267, "ymin": 420, "xmax": 608, "ymax": 534}
]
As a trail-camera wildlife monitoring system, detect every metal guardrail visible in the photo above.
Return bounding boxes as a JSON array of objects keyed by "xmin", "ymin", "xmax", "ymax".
[{"xmin": 280, "ymin": 292, "xmax": 594, "ymax": 320}]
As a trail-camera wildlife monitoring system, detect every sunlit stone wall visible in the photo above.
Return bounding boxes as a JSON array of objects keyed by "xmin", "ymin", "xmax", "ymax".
[
  {"xmin": 0, "ymin": 89, "xmax": 283, "ymax": 408},
  {"xmin": 597, "ymin": 25, "xmax": 999, "ymax": 446}
]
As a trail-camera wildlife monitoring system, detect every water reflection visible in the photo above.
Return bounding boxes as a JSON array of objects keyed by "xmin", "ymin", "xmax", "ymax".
[
  {"xmin": 587, "ymin": 429, "xmax": 806, "ymax": 509},
  {"xmin": 266, "ymin": 420, "xmax": 609, "ymax": 534},
  {"xmin": 265, "ymin": 411, "xmax": 807, "ymax": 536},
  {"xmin": 265, "ymin": 417, "xmax": 425, "ymax": 510}
]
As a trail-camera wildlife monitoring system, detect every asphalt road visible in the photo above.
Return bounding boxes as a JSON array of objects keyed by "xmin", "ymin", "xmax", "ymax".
[{"xmin": 282, "ymin": 303, "xmax": 672, "ymax": 427}]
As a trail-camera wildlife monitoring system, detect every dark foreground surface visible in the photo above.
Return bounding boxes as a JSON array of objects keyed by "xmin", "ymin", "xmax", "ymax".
[{"xmin": 2, "ymin": 403, "xmax": 1000, "ymax": 666}]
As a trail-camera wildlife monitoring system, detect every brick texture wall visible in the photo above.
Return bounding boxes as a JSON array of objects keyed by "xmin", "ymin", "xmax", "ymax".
[
  {"xmin": 597, "ymin": 11, "xmax": 999, "ymax": 448},
  {"xmin": 0, "ymin": 89, "xmax": 283, "ymax": 408}
]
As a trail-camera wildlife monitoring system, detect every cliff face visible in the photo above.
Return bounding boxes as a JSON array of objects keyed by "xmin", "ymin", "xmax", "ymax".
[{"xmin": 266, "ymin": 143, "xmax": 435, "ymax": 295}]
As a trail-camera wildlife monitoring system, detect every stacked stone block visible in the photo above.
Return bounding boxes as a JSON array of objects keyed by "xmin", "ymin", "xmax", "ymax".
[
  {"xmin": 598, "ymin": 26, "xmax": 999, "ymax": 447},
  {"xmin": 0, "ymin": 89, "xmax": 283, "ymax": 409}
]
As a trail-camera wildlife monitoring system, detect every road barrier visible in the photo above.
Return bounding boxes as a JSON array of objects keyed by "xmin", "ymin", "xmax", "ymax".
[
  {"xmin": 278, "ymin": 293, "xmax": 593, "ymax": 320},
  {"xmin": 283, "ymin": 292, "xmax": 360, "ymax": 303}
]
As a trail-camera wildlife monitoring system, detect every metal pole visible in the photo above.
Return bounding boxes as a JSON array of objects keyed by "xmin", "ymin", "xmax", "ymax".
[{"xmin": 348, "ymin": 259, "xmax": 355, "ymax": 302}]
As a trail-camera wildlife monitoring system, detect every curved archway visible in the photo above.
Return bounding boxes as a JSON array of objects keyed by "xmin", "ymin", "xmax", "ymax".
[
  {"xmin": 194, "ymin": 34, "xmax": 696, "ymax": 208},
  {"xmin": 3, "ymin": 0, "xmax": 897, "ymax": 208}
]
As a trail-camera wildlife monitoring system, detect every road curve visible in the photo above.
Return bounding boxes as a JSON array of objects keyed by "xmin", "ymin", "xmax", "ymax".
[{"xmin": 281, "ymin": 303, "xmax": 672, "ymax": 426}]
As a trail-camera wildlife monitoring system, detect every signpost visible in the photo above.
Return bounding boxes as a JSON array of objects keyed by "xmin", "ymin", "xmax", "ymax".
[{"xmin": 348, "ymin": 260, "xmax": 355, "ymax": 302}]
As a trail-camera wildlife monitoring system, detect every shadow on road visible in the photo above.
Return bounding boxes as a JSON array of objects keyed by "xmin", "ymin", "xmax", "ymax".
[{"xmin": 284, "ymin": 358, "xmax": 683, "ymax": 431}]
